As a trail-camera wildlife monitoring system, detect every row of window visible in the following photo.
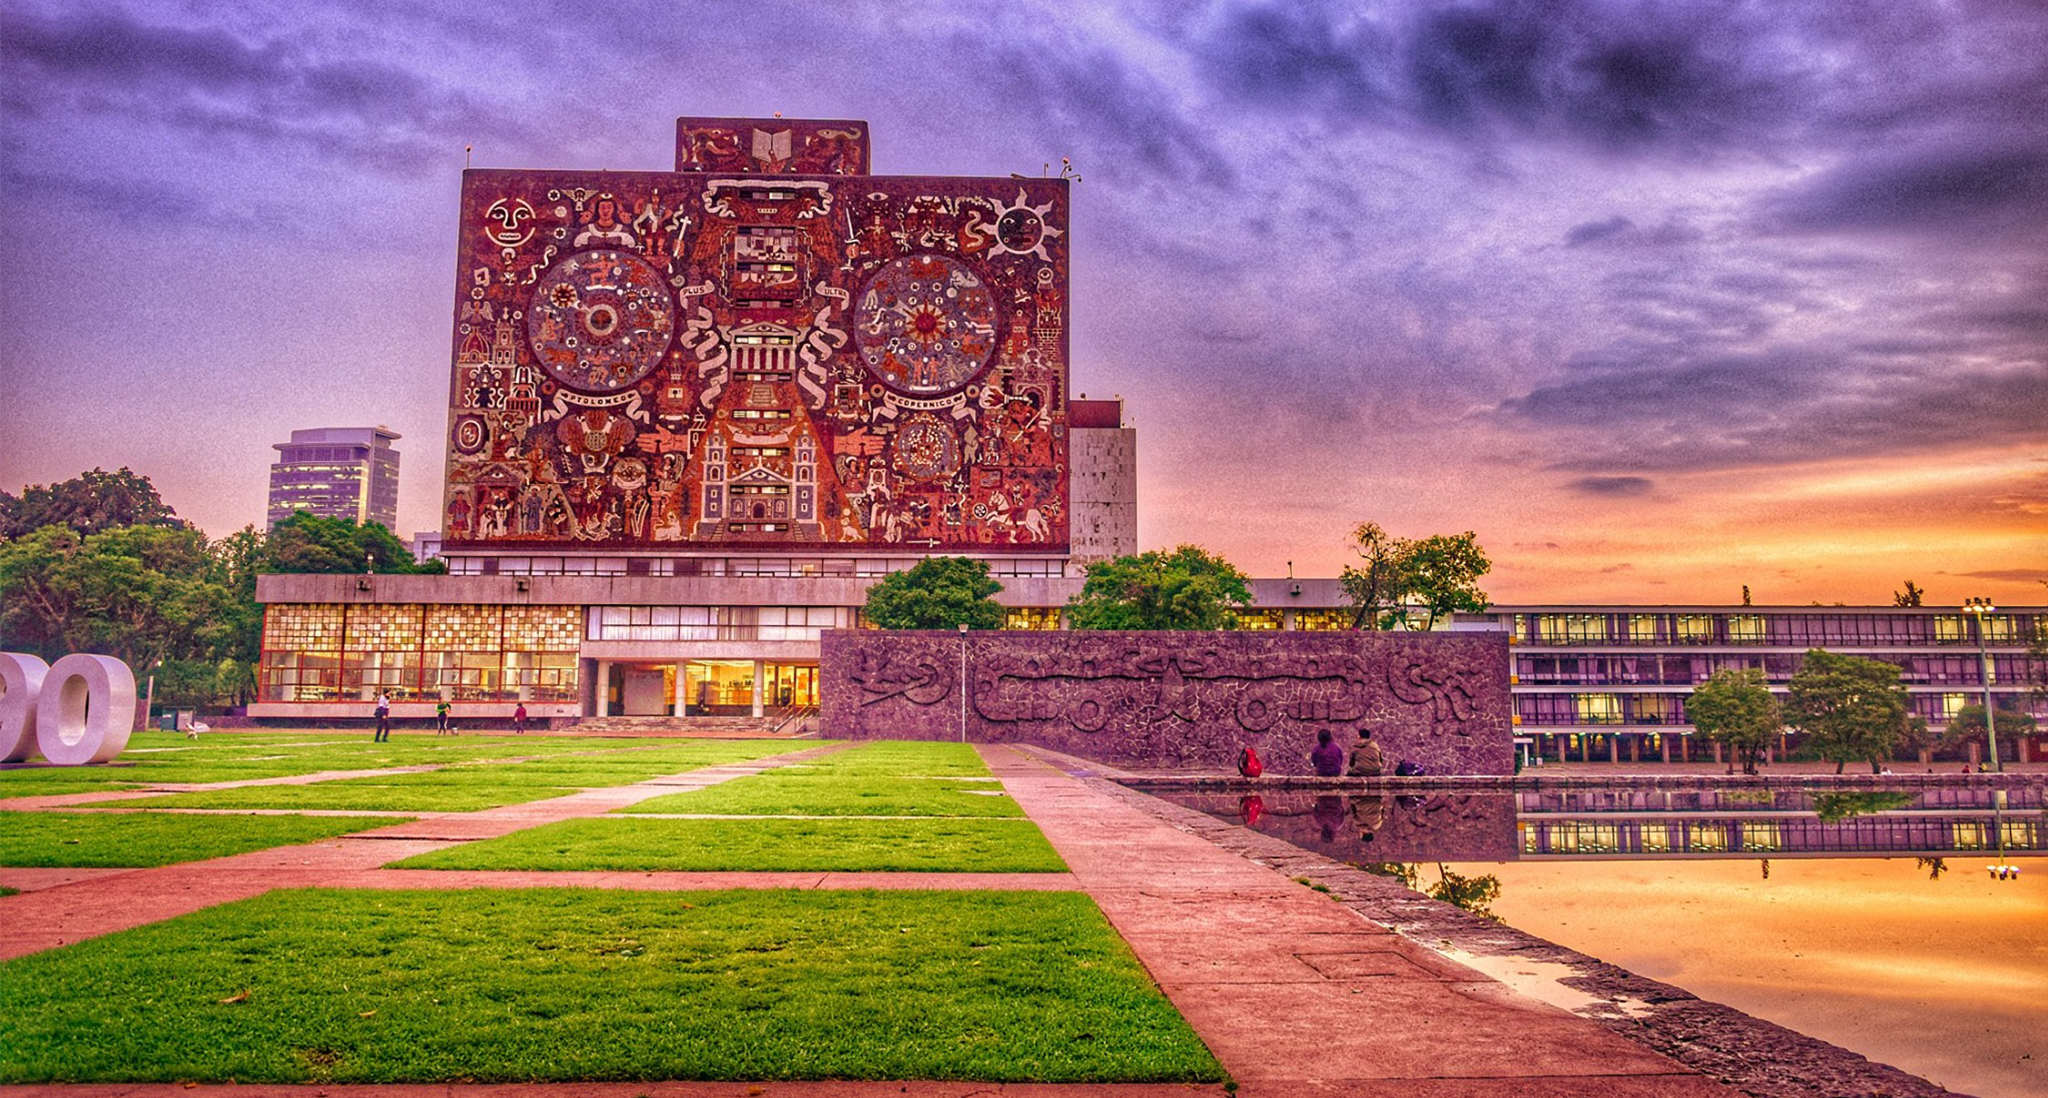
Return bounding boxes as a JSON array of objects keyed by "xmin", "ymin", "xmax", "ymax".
[
  {"xmin": 447, "ymin": 556, "xmax": 1072, "ymax": 578},
  {"xmin": 1515, "ymin": 653, "xmax": 2033, "ymax": 686},
  {"xmin": 1513, "ymin": 611, "xmax": 2034, "ymax": 647},
  {"xmin": 1515, "ymin": 690, "xmax": 2037, "ymax": 727},
  {"xmin": 1526, "ymin": 818, "xmax": 2041, "ymax": 856},
  {"xmin": 591, "ymin": 605, "xmax": 854, "ymax": 642},
  {"xmin": 261, "ymin": 651, "xmax": 577, "ymax": 703}
]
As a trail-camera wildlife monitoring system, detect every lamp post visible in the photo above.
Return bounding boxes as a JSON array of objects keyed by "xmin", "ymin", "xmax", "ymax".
[
  {"xmin": 957, "ymin": 622, "xmax": 969, "ymax": 743},
  {"xmin": 1963, "ymin": 598, "xmax": 2001, "ymax": 773}
]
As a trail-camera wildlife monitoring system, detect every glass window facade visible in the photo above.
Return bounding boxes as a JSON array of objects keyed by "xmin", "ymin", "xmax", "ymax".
[{"xmin": 259, "ymin": 604, "xmax": 580, "ymax": 703}]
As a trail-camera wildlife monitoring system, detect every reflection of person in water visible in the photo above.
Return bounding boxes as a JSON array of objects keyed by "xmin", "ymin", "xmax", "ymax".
[
  {"xmin": 1311, "ymin": 729, "xmax": 1346, "ymax": 776},
  {"xmin": 1350, "ymin": 793, "xmax": 1388, "ymax": 843},
  {"xmin": 1238, "ymin": 794, "xmax": 1265, "ymax": 826},
  {"xmin": 1313, "ymin": 795, "xmax": 1345, "ymax": 841}
]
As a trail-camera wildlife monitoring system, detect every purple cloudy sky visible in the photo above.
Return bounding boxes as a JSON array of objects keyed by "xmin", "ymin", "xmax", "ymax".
[{"xmin": 2, "ymin": 0, "xmax": 2043, "ymax": 604}]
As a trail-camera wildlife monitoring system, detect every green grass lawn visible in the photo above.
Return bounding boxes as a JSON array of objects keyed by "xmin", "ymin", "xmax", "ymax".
[
  {"xmin": 0, "ymin": 733, "xmax": 798, "ymax": 795},
  {"xmin": 620, "ymin": 774, "xmax": 1018, "ymax": 817},
  {"xmin": 779, "ymin": 740, "xmax": 991, "ymax": 778},
  {"xmin": 116, "ymin": 781, "xmax": 580, "ymax": 814},
  {"xmin": 0, "ymin": 888, "xmax": 1219, "ymax": 1084},
  {"xmin": 0, "ymin": 812, "xmax": 407, "ymax": 867},
  {"xmin": 391, "ymin": 816, "xmax": 1067, "ymax": 873}
]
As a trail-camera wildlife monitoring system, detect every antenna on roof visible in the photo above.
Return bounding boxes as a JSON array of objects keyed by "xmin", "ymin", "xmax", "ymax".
[{"xmin": 465, "ymin": 145, "xmax": 472, "ymax": 168}]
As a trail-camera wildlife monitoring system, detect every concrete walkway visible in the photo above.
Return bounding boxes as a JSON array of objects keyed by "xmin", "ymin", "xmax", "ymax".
[{"xmin": 979, "ymin": 744, "xmax": 1742, "ymax": 1098}]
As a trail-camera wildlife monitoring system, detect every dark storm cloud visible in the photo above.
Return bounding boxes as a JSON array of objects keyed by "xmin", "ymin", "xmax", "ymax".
[
  {"xmin": 1569, "ymin": 475, "xmax": 1653, "ymax": 497},
  {"xmin": 1763, "ymin": 143, "xmax": 2048, "ymax": 237},
  {"xmin": 1181, "ymin": 0, "xmax": 1788, "ymax": 153},
  {"xmin": 0, "ymin": 6, "xmax": 521, "ymax": 184},
  {"xmin": 971, "ymin": 38, "xmax": 1237, "ymax": 190},
  {"xmin": 1503, "ymin": 354, "xmax": 2048, "ymax": 473}
]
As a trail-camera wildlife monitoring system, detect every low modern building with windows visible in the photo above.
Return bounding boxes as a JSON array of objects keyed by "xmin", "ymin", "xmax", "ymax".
[
  {"xmin": 1452, "ymin": 605, "xmax": 2048, "ymax": 765},
  {"xmin": 266, "ymin": 426, "xmax": 402, "ymax": 531}
]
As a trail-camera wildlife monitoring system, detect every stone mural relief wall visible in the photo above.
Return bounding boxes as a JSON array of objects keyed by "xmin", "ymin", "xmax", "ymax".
[
  {"xmin": 442, "ymin": 164, "xmax": 1068, "ymax": 553},
  {"xmin": 819, "ymin": 631, "xmax": 1513, "ymax": 775}
]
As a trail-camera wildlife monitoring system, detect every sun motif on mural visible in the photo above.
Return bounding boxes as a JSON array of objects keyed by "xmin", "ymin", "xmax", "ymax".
[
  {"xmin": 853, "ymin": 253, "xmax": 997, "ymax": 395},
  {"xmin": 988, "ymin": 188, "xmax": 1063, "ymax": 261},
  {"xmin": 526, "ymin": 250, "xmax": 675, "ymax": 393}
]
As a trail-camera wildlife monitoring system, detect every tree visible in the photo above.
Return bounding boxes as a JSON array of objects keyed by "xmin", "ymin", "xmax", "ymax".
[
  {"xmin": 0, "ymin": 523, "xmax": 239, "ymax": 672},
  {"xmin": 1340, "ymin": 522, "xmax": 1408, "ymax": 630},
  {"xmin": 861, "ymin": 556, "xmax": 1005, "ymax": 630},
  {"xmin": 0, "ymin": 468, "xmax": 189, "ymax": 541},
  {"xmin": 1941, "ymin": 703, "xmax": 2036, "ymax": 764},
  {"xmin": 1687, "ymin": 668, "xmax": 1780, "ymax": 775},
  {"xmin": 1786, "ymin": 650, "xmax": 1911, "ymax": 773},
  {"xmin": 1893, "ymin": 580, "xmax": 1925, "ymax": 607},
  {"xmin": 1067, "ymin": 545, "xmax": 1251, "ymax": 630},
  {"xmin": 263, "ymin": 514, "xmax": 440, "ymax": 575},
  {"xmin": 1403, "ymin": 532, "xmax": 1492, "ymax": 630},
  {"xmin": 1339, "ymin": 523, "xmax": 1491, "ymax": 631}
]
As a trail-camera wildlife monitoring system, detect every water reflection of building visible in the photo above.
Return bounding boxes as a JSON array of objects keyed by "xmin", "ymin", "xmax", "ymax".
[
  {"xmin": 1518, "ymin": 787, "xmax": 2046, "ymax": 859},
  {"xmin": 1153, "ymin": 784, "xmax": 2046, "ymax": 863}
]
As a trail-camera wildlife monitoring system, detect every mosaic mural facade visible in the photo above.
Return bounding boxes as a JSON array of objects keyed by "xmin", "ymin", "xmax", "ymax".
[
  {"xmin": 443, "ymin": 151, "xmax": 1068, "ymax": 553},
  {"xmin": 819, "ymin": 631, "xmax": 1513, "ymax": 775},
  {"xmin": 674, "ymin": 117, "xmax": 869, "ymax": 175}
]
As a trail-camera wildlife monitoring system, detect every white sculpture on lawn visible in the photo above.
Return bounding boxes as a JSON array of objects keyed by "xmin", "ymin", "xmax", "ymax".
[{"xmin": 0, "ymin": 652, "xmax": 137, "ymax": 765}]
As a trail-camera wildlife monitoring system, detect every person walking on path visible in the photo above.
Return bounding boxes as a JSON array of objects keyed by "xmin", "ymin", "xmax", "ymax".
[
  {"xmin": 513, "ymin": 702, "xmax": 528, "ymax": 734},
  {"xmin": 1348, "ymin": 728, "xmax": 1385, "ymax": 777},
  {"xmin": 1311, "ymin": 729, "xmax": 1346, "ymax": 776},
  {"xmin": 435, "ymin": 699, "xmax": 451, "ymax": 735},
  {"xmin": 374, "ymin": 693, "xmax": 392, "ymax": 742}
]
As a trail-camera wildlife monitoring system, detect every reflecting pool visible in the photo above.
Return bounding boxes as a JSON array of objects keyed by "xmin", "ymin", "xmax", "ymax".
[{"xmin": 1147, "ymin": 782, "xmax": 2047, "ymax": 1098}]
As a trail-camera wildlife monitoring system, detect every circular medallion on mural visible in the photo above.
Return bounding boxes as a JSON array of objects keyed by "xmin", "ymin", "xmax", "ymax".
[
  {"xmin": 893, "ymin": 415, "xmax": 961, "ymax": 481},
  {"xmin": 853, "ymin": 253, "xmax": 998, "ymax": 395},
  {"xmin": 451, "ymin": 414, "xmax": 491, "ymax": 456},
  {"xmin": 526, "ymin": 250, "xmax": 675, "ymax": 393}
]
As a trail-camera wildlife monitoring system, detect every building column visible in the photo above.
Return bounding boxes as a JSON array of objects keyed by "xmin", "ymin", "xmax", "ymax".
[
  {"xmin": 751, "ymin": 659, "xmax": 765, "ymax": 718},
  {"xmin": 1608, "ymin": 734, "xmax": 1619, "ymax": 764},
  {"xmin": 674, "ymin": 661, "xmax": 688, "ymax": 717},
  {"xmin": 595, "ymin": 660, "xmax": 612, "ymax": 717},
  {"xmin": 1661, "ymin": 736, "xmax": 1671, "ymax": 764}
]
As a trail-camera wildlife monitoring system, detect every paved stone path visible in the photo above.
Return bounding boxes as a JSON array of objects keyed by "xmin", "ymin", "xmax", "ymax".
[
  {"xmin": 1, "ymin": 740, "xmax": 1762, "ymax": 1096},
  {"xmin": 979, "ymin": 744, "xmax": 1741, "ymax": 1098}
]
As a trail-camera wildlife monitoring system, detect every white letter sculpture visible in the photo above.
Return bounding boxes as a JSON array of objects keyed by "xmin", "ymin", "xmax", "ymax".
[{"xmin": 0, "ymin": 652, "xmax": 136, "ymax": 765}]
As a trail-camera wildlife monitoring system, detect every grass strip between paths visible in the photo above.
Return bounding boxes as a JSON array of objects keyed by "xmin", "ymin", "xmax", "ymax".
[
  {"xmin": 0, "ymin": 887, "xmax": 1220, "ymax": 1084},
  {"xmin": 390, "ymin": 816, "xmax": 1067, "ymax": 873},
  {"xmin": 0, "ymin": 812, "xmax": 409, "ymax": 868},
  {"xmin": 618, "ymin": 775, "xmax": 1020, "ymax": 817}
]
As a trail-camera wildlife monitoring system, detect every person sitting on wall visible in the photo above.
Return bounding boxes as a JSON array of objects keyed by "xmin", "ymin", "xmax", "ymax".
[
  {"xmin": 1348, "ymin": 728, "xmax": 1386, "ymax": 777},
  {"xmin": 1311, "ymin": 729, "xmax": 1346, "ymax": 777}
]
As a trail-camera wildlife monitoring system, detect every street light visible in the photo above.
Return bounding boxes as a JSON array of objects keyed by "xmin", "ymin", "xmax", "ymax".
[
  {"xmin": 957, "ymin": 622, "xmax": 969, "ymax": 743},
  {"xmin": 1962, "ymin": 598, "xmax": 2001, "ymax": 773}
]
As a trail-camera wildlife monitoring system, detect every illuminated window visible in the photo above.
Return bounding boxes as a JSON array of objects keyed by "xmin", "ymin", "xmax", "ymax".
[
  {"xmin": 1951, "ymin": 822, "xmax": 1987, "ymax": 850},
  {"xmin": 1675, "ymin": 615, "xmax": 1713, "ymax": 643},
  {"xmin": 1628, "ymin": 615, "xmax": 1660, "ymax": 642},
  {"xmin": 1740, "ymin": 822, "xmax": 1780, "ymax": 851},
  {"xmin": 1575, "ymin": 694, "xmax": 1623, "ymax": 724},
  {"xmin": 1538, "ymin": 614, "xmax": 1608, "ymax": 644},
  {"xmin": 1639, "ymin": 825, "xmax": 1674, "ymax": 854},
  {"xmin": 1231, "ymin": 609, "xmax": 1284, "ymax": 631},
  {"xmin": 1727, "ymin": 615, "xmax": 1765, "ymax": 642},
  {"xmin": 1005, "ymin": 607, "xmax": 1062, "ymax": 631},
  {"xmin": 1294, "ymin": 609, "xmax": 1352, "ymax": 631}
]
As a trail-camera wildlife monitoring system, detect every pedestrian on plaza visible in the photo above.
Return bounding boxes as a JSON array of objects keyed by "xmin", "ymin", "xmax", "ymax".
[
  {"xmin": 435, "ymin": 699, "xmax": 451, "ymax": 735},
  {"xmin": 1348, "ymin": 728, "xmax": 1385, "ymax": 777},
  {"xmin": 513, "ymin": 702, "xmax": 528, "ymax": 734},
  {"xmin": 374, "ymin": 692, "xmax": 392, "ymax": 742},
  {"xmin": 1311, "ymin": 729, "xmax": 1346, "ymax": 776}
]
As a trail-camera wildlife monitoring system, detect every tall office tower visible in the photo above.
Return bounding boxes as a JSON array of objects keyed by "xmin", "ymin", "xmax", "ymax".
[{"xmin": 266, "ymin": 426, "xmax": 402, "ymax": 531}]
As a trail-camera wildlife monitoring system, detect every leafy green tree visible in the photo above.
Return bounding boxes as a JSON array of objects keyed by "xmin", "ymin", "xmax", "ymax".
[
  {"xmin": 1067, "ymin": 545, "xmax": 1252, "ymax": 630},
  {"xmin": 1786, "ymin": 650, "xmax": 1912, "ymax": 773},
  {"xmin": 0, "ymin": 468, "xmax": 189, "ymax": 540},
  {"xmin": 0, "ymin": 524, "xmax": 239, "ymax": 671},
  {"xmin": 861, "ymin": 556, "xmax": 1005, "ymax": 630},
  {"xmin": 1403, "ymin": 532, "xmax": 1492, "ymax": 630},
  {"xmin": 1339, "ymin": 524, "xmax": 1491, "ymax": 630},
  {"xmin": 1428, "ymin": 864, "xmax": 1503, "ymax": 921},
  {"xmin": 1941, "ymin": 703, "xmax": 2036, "ymax": 764},
  {"xmin": 264, "ymin": 514, "xmax": 440, "ymax": 574},
  {"xmin": 1687, "ymin": 668, "xmax": 1781, "ymax": 775}
]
